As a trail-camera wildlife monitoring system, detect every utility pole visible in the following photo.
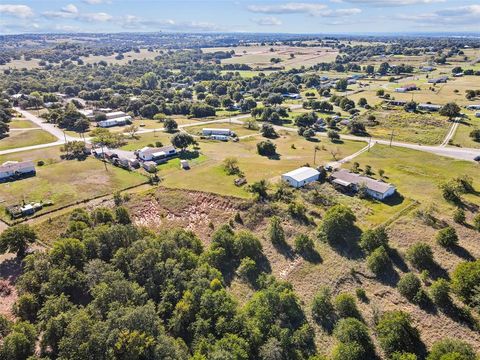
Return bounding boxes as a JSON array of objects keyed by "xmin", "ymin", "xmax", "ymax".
[
  {"xmin": 101, "ymin": 143, "xmax": 108, "ymax": 172},
  {"xmin": 313, "ymin": 146, "xmax": 320, "ymax": 165},
  {"xmin": 389, "ymin": 129, "xmax": 394, "ymax": 147}
]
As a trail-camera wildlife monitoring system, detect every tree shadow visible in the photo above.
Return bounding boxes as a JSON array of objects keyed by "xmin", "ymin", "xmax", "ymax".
[
  {"xmin": 427, "ymin": 261, "xmax": 450, "ymax": 281},
  {"xmin": 0, "ymin": 257, "xmax": 23, "ymax": 284},
  {"xmin": 273, "ymin": 240, "xmax": 296, "ymax": 261},
  {"xmin": 450, "ymin": 244, "xmax": 475, "ymax": 261},
  {"xmin": 179, "ymin": 150, "xmax": 200, "ymax": 160},
  {"xmin": 327, "ymin": 226, "xmax": 363, "ymax": 260},
  {"xmin": 306, "ymin": 137, "xmax": 320, "ymax": 143},
  {"xmin": 387, "ymin": 247, "xmax": 409, "ymax": 273},
  {"xmin": 298, "ymin": 248, "xmax": 322, "ymax": 264},
  {"xmin": 381, "ymin": 192, "xmax": 405, "ymax": 207},
  {"xmin": 375, "ymin": 263, "xmax": 400, "ymax": 287},
  {"xmin": 267, "ymin": 153, "xmax": 281, "ymax": 160},
  {"xmin": 441, "ymin": 302, "xmax": 478, "ymax": 330}
]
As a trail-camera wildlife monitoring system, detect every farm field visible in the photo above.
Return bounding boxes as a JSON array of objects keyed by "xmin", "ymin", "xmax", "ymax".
[
  {"xmin": 0, "ymin": 153, "xmax": 146, "ymax": 221},
  {"xmin": 361, "ymin": 110, "xmax": 451, "ymax": 145},
  {"xmin": 0, "ymin": 129, "xmax": 57, "ymax": 151},
  {"xmin": 205, "ymin": 45, "xmax": 339, "ymax": 69}
]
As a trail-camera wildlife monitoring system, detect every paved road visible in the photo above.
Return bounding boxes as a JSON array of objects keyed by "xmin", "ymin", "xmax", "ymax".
[
  {"xmin": 272, "ymin": 124, "xmax": 480, "ymax": 162},
  {"xmin": 4, "ymin": 107, "xmax": 480, "ymax": 163}
]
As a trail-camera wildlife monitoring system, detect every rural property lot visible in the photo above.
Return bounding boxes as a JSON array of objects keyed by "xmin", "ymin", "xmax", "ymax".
[
  {"xmin": 0, "ymin": 149, "xmax": 146, "ymax": 221},
  {"xmin": 0, "ymin": 129, "xmax": 56, "ymax": 151}
]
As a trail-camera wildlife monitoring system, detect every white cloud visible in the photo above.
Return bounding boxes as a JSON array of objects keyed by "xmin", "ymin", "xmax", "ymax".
[
  {"xmin": 79, "ymin": 12, "xmax": 113, "ymax": 22},
  {"xmin": 82, "ymin": 0, "xmax": 112, "ymax": 4},
  {"xmin": 251, "ymin": 16, "xmax": 283, "ymax": 26},
  {"xmin": 247, "ymin": 2, "xmax": 360, "ymax": 17},
  {"xmin": 397, "ymin": 5, "xmax": 480, "ymax": 27},
  {"xmin": 0, "ymin": 4, "xmax": 34, "ymax": 18},
  {"xmin": 62, "ymin": 4, "xmax": 79, "ymax": 14},
  {"xmin": 120, "ymin": 15, "xmax": 219, "ymax": 32},
  {"xmin": 335, "ymin": 0, "xmax": 445, "ymax": 6}
]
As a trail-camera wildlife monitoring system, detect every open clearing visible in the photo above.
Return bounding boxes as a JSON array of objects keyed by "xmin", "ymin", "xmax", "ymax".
[
  {"xmin": 362, "ymin": 110, "xmax": 451, "ymax": 145},
  {"xmin": 0, "ymin": 129, "xmax": 56, "ymax": 151},
  {"xmin": 8, "ymin": 119, "xmax": 39, "ymax": 129}
]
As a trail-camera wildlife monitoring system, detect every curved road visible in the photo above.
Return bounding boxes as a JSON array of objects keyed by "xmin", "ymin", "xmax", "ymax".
[{"xmin": 3, "ymin": 107, "xmax": 480, "ymax": 163}]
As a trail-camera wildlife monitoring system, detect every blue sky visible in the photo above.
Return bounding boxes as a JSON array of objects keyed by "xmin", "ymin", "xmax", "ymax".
[{"xmin": 1, "ymin": 0, "xmax": 479, "ymax": 34}]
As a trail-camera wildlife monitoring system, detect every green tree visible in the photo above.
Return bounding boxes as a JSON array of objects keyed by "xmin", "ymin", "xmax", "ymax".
[
  {"xmin": 257, "ymin": 140, "xmax": 277, "ymax": 156},
  {"xmin": 333, "ymin": 318, "xmax": 375, "ymax": 357},
  {"xmin": 294, "ymin": 234, "xmax": 314, "ymax": 255},
  {"xmin": 311, "ymin": 286, "xmax": 335, "ymax": 329},
  {"xmin": 247, "ymin": 179, "xmax": 269, "ymax": 200},
  {"xmin": 115, "ymin": 206, "xmax": 131, "ymax": 225},
  {"xmin": 439, "ymin": 102, "xmax": 461, "ymax": 119},
  {"xmin": 0, "ymin": 322, "xmax": 36, "ymax": 360},
  {"xmin": 397, "ymin": 273, "xmax": 423, "ymax": 302},
  {"xmin": 367, "ymin": 246, "xmax": 390, "ymax": 275},
  {"xmin": 376, "ymin": 311, "xmax": 421, "ymax": 356},
  {"xmin": 319, "ymin": 205, "xmax": 356, "ymax": 243},
  {"xmin": 334, "ymin": 293, "xmax": 360, "ymax": 319},
  {"xmin": 268, "ymin": 216, "xmax": 285, "ymax": 246},
  {"xmin": 140, "ymin": 72, "xmax": 158, "ymax": 90},
  {"xmin": 171, "ymin": 133, "xmax": 195, "ymax": 152},
  {"xmin": 0, "ymin": 224, "xmax": 36, "ymax": 257},
  {"xmin": 436, "ymin": 226, "xmax": 458, "ymax": 248},
  {"xmin": 453, "ymin": 208, "xmax": 465, "ymax": 224},
  {"xmin": 359, "ymin": 227, "xmax": 388, "ymax": 254},
  {"xmin": 406, "ymin": 242, "xmax": 434, "ymax": 270},
  {"xmin": 427, "ymin": 339, "xmax": 476, "ymax": 360},
  {"xmin": 429, "ymin": 278, "xmax": 451, "ymax": 308},
  {"xmin": 451, "ymin": 260, "xmax": 480, "ymax": 304},
  {"xmin": 164, "ymin": 118, "xmax": 178, "ymax": 133}
]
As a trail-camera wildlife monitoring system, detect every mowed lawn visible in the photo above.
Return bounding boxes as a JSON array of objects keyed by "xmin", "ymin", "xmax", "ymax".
[
  {"xmin": 349, "ymin": 145, "xmax": 480, "ymax": 215},
  {"xmin": 161, "ymin": 131, "xmax": 366, "ymax": 198},
  {"xmin": 9, "ymin": 119, "xmax": 40, "ymax": 129},
  {"xmin": 0, "ymin": 129, "xmax": 57, "ymax": 151},
  {"xmin": 0, "ymin": 156, "xmax": 146, "ymax": 220},
  {"xmin": 362, "ymin": 110, "xmax": 450, "ymax": 145}
]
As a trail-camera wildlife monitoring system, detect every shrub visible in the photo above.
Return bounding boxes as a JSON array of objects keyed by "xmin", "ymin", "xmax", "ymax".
[
  {"xmin": 474, "ymin": 214, "xmax": 480, "ymax": 232},
  {"xmin": 333, "ymin": 318, "xmax": 374, "ymax": 356},
  {"xmin": 331, "ymin": 341, "xmax": 366, "ymax": 360},
  {"xmin": 355, "ymin": 288, "xmax": 367, "ymax": 301},
  {"xmin": 37, "ymin": 160, "xmax": 45, "ymax": 166},
  {"xmin": 268, "ymin": 216, "xmax": 285, "ymax": 246},
  {"xmin": 359, "ymin": 227, "xmax": 388, "ymax": 254},
  {"xmin": 311, "ymin": 287, "xmax": 335, "ymax": 328},
  {"xmin": 451, "ymin": 260, "xmax": 480, "ymax": 304},
  {"xmin": 237, "ymin": 257, "xmax": 257, "ymax": 282},
  {"xmin": 294, "ymin": 234, "xmax": 314, "ymax": 254},
  {"xmin": 334, "ymin": 293, "xmax": 360, "ymax": 319},
  {"xmin": 376, "ymin": 311, "xmax": 421, "ymax": 356},
  {"xmin": 392, "ymin": 353, "xmax": 418, "ymax": 360},
  {"xmin": 257, "ymin": 140, "xmax": 277, "ymax": 156},
  {"xmin": 436, "ymin": 227, "xmax": 458, "ymax": 248},
  {"xmin": 397, "ymin": 273, "xmax": 422, "ymax": 302},
  {"xmin": 406, "ymin": 242, "xmax": 433, "ymax": 270},
  {"xmin": 427, "ymin": 339, "xmax": 476, "ymax": 360},
  {"xmin": 452, "ymin": 208, "xmax": 465, "ymax": 224},
  {"xmin": 366, "ymin": 246, "xmax": 390, "ymax": 275},
  {"xmin": 319, "ymin": 205, "xmax": 356, "ymax": 243},
  {"xmin": 429, "ymin": 278, "xmax": 451, "ymax": 308}
]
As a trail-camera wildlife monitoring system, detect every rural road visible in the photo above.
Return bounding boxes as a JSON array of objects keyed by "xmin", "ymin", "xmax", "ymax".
[
  {"xmin": 3, "ymin": 107, "xmax": 480, "ymax": 163},
  {"xmin": 440, "ymin": 119, "xmax": 460, "ymax": 147}
]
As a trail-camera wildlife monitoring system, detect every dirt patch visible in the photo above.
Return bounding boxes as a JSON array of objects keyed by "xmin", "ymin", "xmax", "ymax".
[{"xmin": 128, "ymin": 187, "xmax": 244, "ymax": 242}]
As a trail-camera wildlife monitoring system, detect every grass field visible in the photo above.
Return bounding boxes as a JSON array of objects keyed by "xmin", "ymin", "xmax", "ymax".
[
  {"xmin": 0, "ymin": 129, "xmax": 57, "ymax": 151},
  {"xmin": 0, "ymin": 155, "xmax": 146, "ymax": 221},
  {"xmin": 451, "ymin": 112, "xmax": 480, "ymax": 149},
  {"xmin": 348, "ymin": 145, "xmax": 480, "ymax": 213},
  {"xmin": 9, "ymin": 119, "xmax": 39, "ymax": 129},
  {"xmin": 362, "ymin": 110, "xmax": 450, "ymax": 145}
]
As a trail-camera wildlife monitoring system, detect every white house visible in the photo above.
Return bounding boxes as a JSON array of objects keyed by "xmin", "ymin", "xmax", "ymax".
[
  {"xmin": 98, "ymin": 115, "xmax": 131, "ymax": 128},
  {"xmin": 330, "ymin": 169, "xmax": 396, "ymax": 200},
  {"xmin": 79, "ymin": 109, "xmax": 95, "ymax": 120},
  {"xmin": 202, "ymin": 128, "xmax": 232, "ymax": 136},
  {"xmin": 418, "ymin": 103, "xmax": 442, "ymax": 112},
  {"xmin": 281, "ymin": 167, "xmax": 320, "ymax": 188},
  {"xmin": 466, "ymin": 105, "xmax": 480, "ymax": 110},
  {"xmin": 137, "ymin": 145, "xmax": 177, "ymax": 162},
  {"xmin": 105, "ymin": 111, "xmax": 128, "ymax": 119},
  {"xmin": 0, "ymin": 161, "xmax": 36, "ymax": 181}
]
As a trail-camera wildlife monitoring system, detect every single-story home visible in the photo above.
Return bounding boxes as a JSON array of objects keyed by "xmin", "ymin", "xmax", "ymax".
[
  {"xmin": 98, "ymin": 116, "xmax": 131, "ymax": 128},
  {"xmin": 330, "ymin": 169, "xmax": 396, "ymax": 200},
  {"xmin": 387, "ymin": 100, "xmax": 407, "ymax": 106},
  {"xmin": 281, "ymin": 93, "xmax": 301, "ymax": 99},
  {"xmin": 137, "ymin": 145, "xmax": 177, "ymax": 162},
  {"xmin": 466, "ymin": 104, "xmax": 480, "ymax": 110},
  {"xmin": 395, "ymin": 84, "xmax": 417, "ymax": 93},
  {"xmin": 428, "ymin": 76, "xmax": 448, "ymax": 84},
  {"xmin": 418, "ymin": 103, "xmax": 442, "ymax": 112},
  {"xmin": 79, "ymin": 109, "xmax": 95, "ymax": 120},
  {"xmin": 202, "ymin": 128, "xmax": 232, "ymax": 136},
  {"xmin": 105, "ymin": 111, "xmax": 128, "ymax": 120},
  {"xmin": 420, "ymin": 66, "xmax": 435, "ymax": 72},
  {"xmin": 0, "ymin": 161, "xmax": 36, "ymax": 181},
  {"xmin": 282, "ymin": 167, "xmax": 320, "ymax": 188}
]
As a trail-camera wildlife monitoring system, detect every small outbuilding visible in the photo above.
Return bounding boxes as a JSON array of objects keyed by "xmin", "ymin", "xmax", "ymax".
[
  {"xmin": 281, "ymin": 167, "xmax": 320, "ymax": 188},
  {"xmin": 180, "ymin": 160, "xmax": 190, "ymax": 169},
  {"xmin": 202, "ymin": 128, "xmax": 232, "ymax": 136}
]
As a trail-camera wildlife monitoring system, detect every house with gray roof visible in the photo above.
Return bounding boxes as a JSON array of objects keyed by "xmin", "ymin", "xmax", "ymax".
[
  {"xmin": 330, "ymin": 169, "xmax": 396, "ymax": 200},
  {"xmin": 0, "ymin": 161, "xmax": 36, "ymax": 181}
]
